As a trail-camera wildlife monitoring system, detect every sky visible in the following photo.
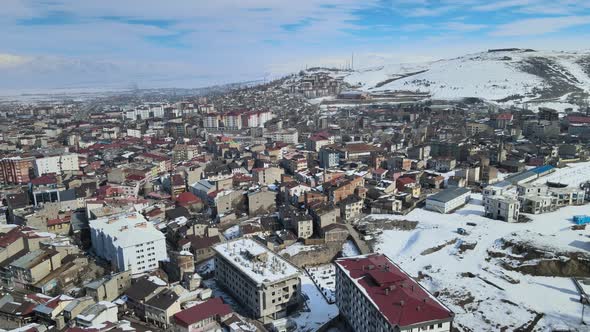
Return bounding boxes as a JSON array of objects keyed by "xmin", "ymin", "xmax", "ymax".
[{"xmin": 1, "ymin": 0, "xmax": 590, "ymax": 91}]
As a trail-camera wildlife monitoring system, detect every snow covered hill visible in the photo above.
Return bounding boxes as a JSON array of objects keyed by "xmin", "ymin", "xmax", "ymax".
[{"xmin": 338, "ymin": 49, "xmax": 590, "ymax": 111}]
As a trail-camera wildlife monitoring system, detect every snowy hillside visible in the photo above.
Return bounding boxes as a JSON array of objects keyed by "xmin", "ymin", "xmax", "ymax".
[
  {"xmin": 364, "ymin": 162, "xmax": 590, "ymax": 331},
  {"xmin": 341, "ymin": 49, "xmax": 590, "ymax": 111}
]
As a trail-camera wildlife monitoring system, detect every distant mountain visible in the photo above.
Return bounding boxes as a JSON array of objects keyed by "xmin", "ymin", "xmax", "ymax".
[{"xmin": 339, "ymin": 49, "xmax": 590, "ymax": 111}]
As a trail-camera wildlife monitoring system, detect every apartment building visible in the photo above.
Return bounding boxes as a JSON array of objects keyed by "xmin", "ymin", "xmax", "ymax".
[
  {"xmin": 0, "ymin": 157, "xmax": 32, "ymax": 184},
  {"xmin": 484, "ymin": 196, "xmax": 520, "ymax": 223},
  {"xmin": 33, "ymin": 154, "xmax": 79, "ymax": 176},
  {"xmin": 89, "ymin": 212, "xmax": 167, "ymax": 274},
  {"xmin": 213, "ymin": 239, "xmax": 301, "ymax": 323},
  {"xmin": 252, "ymin": 167, "xmax": 284, "ymax": 186},
  {"xmin": 335, "ymin": 254, "xmax": 454, "ymax": 332},
  {"xmin": 265, "ymin": 129, "xmax": 299, "ymax": 144}
]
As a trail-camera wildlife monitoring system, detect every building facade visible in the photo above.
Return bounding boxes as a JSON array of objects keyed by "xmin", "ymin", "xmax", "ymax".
[
  {"xmin": 89, "ymin": 212, "xmax": 168, "ymax": 274},
  {"xmin": 213, "ymin": 239, "xmax": 301, "ymax": 323},
  {"xmin": 335, "ymin": 254, "xmax": 454, "ymax": 332}
]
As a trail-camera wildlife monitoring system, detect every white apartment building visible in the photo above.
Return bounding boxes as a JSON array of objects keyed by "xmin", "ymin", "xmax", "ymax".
[
  {"xmin": 213, "ymin": 239, "xmax": 301, "ymax": 323},
  {"xmin": 89, "ymin": 212, "xmax": 168, "ymax": 274},
  {"xmin": 484, "ymin": 196, "xmax": 520, "ymax": 223},
  {"xmin": 34, "ymin": 154, "xmax": 79, "ymax": 176},
  {"xmin": 265, "ymin": 129, "xmax": 299, "ymax": 144},
  {"xmin": 335, "ymin": 254, "xmax": 454, "ymax": 332}
]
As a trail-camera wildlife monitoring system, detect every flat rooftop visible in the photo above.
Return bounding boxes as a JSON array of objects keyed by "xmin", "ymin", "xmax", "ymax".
[
  {"xmin": 89, "ymin": 212, "xmax": 164, "ymax": 248},
  {"xmin": 214, "ymin": 238, "xmax": 300, "ymax": 285}
]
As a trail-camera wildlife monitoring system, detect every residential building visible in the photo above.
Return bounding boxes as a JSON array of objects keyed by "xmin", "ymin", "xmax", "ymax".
[
  {"xmin": 33, "ymin": 154, "xmax": 79, "ymax": 176},
  {"xmin": 172, "ymin": 297, "xmax": 233, "ymax": 332},
  {"xmin": 0, "ymin": 157, "xmax": 33, "ymax": 184},
  {"xmin": 89, "ymin": 212, "xmax": 168, "ymax": 274},
  {"xmin": 248, "ymin": 189, "xmax": 277, "ymax": 215},
  {"xmin": 213, "ymin": 239, "xmax": 301, "ymax": 323},
  {"xmin": 252, "ymin": 167, "xmax": 284, "ymax": 186},
  {"xmin": 484, "ymin": 196, "xmax": 520, "ymax": 223},
  {"xmin": 335, "ymin": 254, "xmax": 454, "ymax": 332},
  {"xmin": 75, "ymin": 301, "xmax": 118, "ymax": 328}
]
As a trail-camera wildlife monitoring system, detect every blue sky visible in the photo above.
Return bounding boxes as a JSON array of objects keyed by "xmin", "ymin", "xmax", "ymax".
[{"xmin": 2, "ymin": 0, "xmax": 590, "ymax": 90}]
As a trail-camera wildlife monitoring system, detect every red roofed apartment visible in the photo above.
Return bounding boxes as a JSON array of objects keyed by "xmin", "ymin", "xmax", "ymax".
[
  {"xmin": 172, "ymin": 297, "xmax": 233, "ymax": 331},
  {"xmin": 335, "ymin": 254, "xmax": 454, "ymax": 332}
]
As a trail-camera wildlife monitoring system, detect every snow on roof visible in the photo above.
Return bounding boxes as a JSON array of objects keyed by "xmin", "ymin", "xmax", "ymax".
[
  {"xmin": 88, "ymin": 212, "xmax": 164, "ymax": 248},
  {"xmin": 214, "ymin": 238, "xmax": 300, "ymax": 285},
  {"xmin": 336, "ymin": 253, "xmax": 454, "ymax": 328}
]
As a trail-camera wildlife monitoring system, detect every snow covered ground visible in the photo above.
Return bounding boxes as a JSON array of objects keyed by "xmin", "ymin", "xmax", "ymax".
[
  {"xmin": 313, "ymin": 49, "xmax": 590, "ymax": 112},
  {"xmin": 306, "ymin": 264, "xmax": 336, "ymax": 303},
  {"xmin": 532, "ymin": 162, "xmax": 590, "ymax": 186},
  {"xmin": 370, "ymin": 192, "xmax": 590, "ymax": 331},
  {"xmin": 341, "ymin": 240, "xmax": 360, "ymax": 257},
  {"xmin": 279, "ymin": 242, "xmax": 323, "ymax": 256},
  {"xmin": 290, "ymin": 273, "xmax": 339, "ymax": 332}
]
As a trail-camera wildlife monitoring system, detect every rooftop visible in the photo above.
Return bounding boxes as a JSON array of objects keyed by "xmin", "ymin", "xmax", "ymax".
[
  {"xmin": 336, "ymin": 254, "xmax": 454, "ymax": 328},
  {"xmin": 88, "ymin": 212, "xmax": 165, "ymax": 249},
  {"xmin": 426, "ymin": 188, "xmax": 470, "ymax": 203},
  {"xmin": 173, "ymin": 297, "xmax": 232, "ymax": 328},
  {"xmin": 214, "ymin": 238, "xmax": 300, "ymax": 285}
]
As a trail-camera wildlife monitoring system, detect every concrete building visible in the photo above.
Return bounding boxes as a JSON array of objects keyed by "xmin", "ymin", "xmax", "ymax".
[
  {"xmin": 89, "ymin": 212, "xmax": 168, "ymax": 274},
  {"xmin": 252, "ymin": 167, "xmax": 284, "ymax": 186},
  {"xmin": 265, "ymin": 129, "xmax": 299, "ymax": 144},
  {"xmin": 84, "ymin": 270, "xmax": 132, "ymax": 302},
  {"xmin": 213, "ymin": 239, "xmax": 301, "ymax": 323},
  {"xmin": 339, "ymin": 195, "xmax": 363, "ymax": 221},
  {"xmin": 248, "ymin": 189, "xmax": 277, "ymax": 216},
  {"xmin": 173, "ymin": 297, "xmax": 233, "ymax": 332},
  {"xmin": 484, "ymin": 196, "xmax": 520, "ymax": 223},
  {"xmin": 0, "ymin": 157, "xmax": 32, "ymax": 184},
  {"xmin": 335, "ymin": 254, "xmax": 454, "ymax": 332},
  {"xmin": 33, "ymin": 154, "xmax": 78, "ymax": 176},
  {"xmin": 9, "ymin": 249, "xmax": 62, "ymax": 290},
  {"xmin": 319, "ymin": 148, "xmax": 340, "ymax": 169},
  {"xmin": 144, "ymin": 289, "xmax": 182, "ymax": 329},
  {"xmin": 75, "ymin": 301, "xmax": 118, "ymax": 328},
  {"xmin": 425, "ymin": 188, "xmax": 471, "ymax": 214}
]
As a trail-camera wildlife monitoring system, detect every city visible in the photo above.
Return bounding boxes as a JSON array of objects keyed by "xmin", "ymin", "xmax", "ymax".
[{"xmin": 1, "ymin": 1, "xmax": 590, "ymax": 332}]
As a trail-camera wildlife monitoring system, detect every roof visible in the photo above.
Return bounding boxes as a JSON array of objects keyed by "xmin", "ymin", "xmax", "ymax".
[
  {"xmin": 494, "ymin": 113, "xmax": 513, "ymax": 121},
  {"xmin": 125, "ymin": 277, "xmax": 164, "ymax": 301},
  {"xmin": 567, "ymin": 116, "xmax": 590, "ymax": 124},
  {"xmin": 88, "ymin": 212, "xmax": 165, "ymax": 249},
  {"xmin": 213, "ymin": 238, "xmax": 300, "ymax": 285},
  {"xmin": 145, "ymin": 289, "xmax": 179, "ymax": 310},
  {"xmin": 336, "ymin": 254, "xmax": 454, "ymax": 328},
  {"xmin": 530, "ymin": 165, "xmax": 554, "ymax": 174},
  {"xmin": 175, "ymin": 191, "xmax": 201, "ymax": 205},
  {"xmin": 173, "ymin": 297, "xmax": 232, "ymax": 327},
  {"xmin": 426, "ymin": 188, "xmax": 470, "ymax": 203}
]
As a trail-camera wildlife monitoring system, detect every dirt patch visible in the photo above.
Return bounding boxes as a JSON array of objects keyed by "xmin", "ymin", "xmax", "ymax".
[
  {"xmin": 490, "ymin": 238, "xmax": 590, "ymax": 277},
  {"xmin": 458, "ymin": 241, "xmax": 477, "ymax": 254}
]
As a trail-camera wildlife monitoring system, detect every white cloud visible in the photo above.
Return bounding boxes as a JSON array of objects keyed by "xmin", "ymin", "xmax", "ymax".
[{"xmin": 491, "ymin": 16, "xmax": 590, "ymax": 36}]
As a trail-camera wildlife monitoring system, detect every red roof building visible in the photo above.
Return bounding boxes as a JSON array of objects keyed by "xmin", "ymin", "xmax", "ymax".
[
  {"xmin": 335, "ymin": 254, "xmax": 454, "ymax": 331},
  {"xmin": 173, "ymin": 297, "xmax": 233, "ymax": 330}
]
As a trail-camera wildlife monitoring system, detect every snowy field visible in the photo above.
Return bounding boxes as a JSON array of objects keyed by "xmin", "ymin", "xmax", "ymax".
[
  {"xmin": 532, "ymin": 162, "xmax": 590, "ymax": 187},
  {"xmin": 306, "ymin": 264, "xmax": 336, "ymax": 303},
  {"xmin": 369, "ymin": 192, "xmax": 590, "ymax": 331}
]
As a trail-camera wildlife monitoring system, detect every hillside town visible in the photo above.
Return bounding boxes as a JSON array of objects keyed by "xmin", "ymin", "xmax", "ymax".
[{"xmin": 0, "ymin": 70, "xmax": 589, "ymax": 332}]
